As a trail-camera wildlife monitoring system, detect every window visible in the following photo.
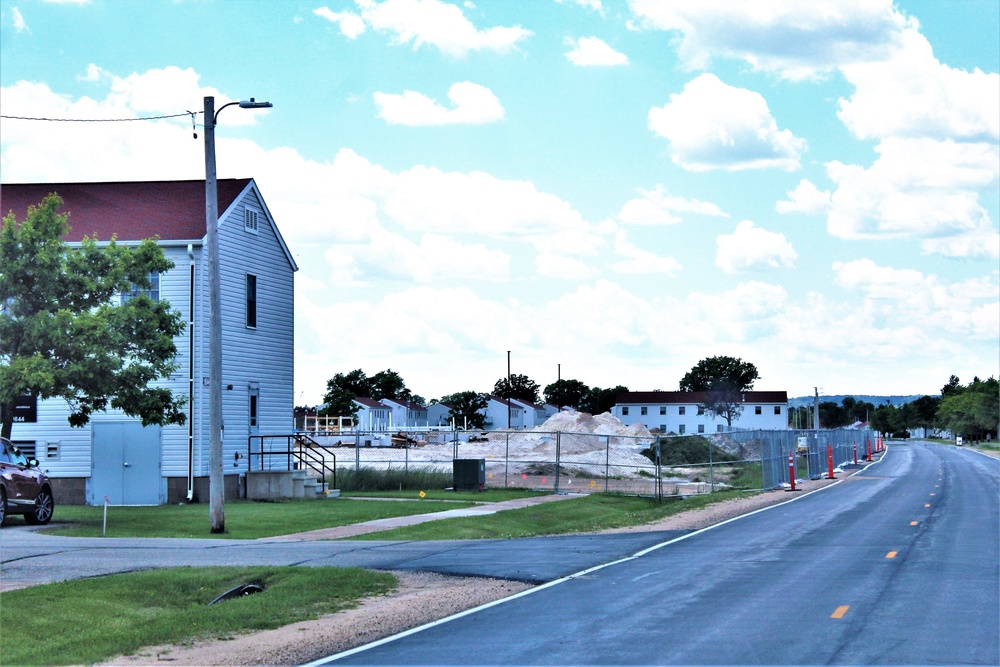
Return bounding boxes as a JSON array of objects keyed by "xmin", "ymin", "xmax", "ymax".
[
  {"xmin": 678, "ymin": 424, "xmax": 686, "ymax": 435},
  {"xmin": 755, "ymin": 405, "xmax": 762, "ymax": 415},
  {"xmin": 697, "ymin": 406, "xmax": 705, "ymax": 416},
  {"xmin": 774, "ymin": 406, "xmax": 781, "ymax": 415},
  {"xmin": 678, "ymin": 406, "xmax": 686, "ymax": 416},
  {"xmin": 659, "ymin": 406, "xmax": 666, "ymax": 415},
  {"xmin": 641, "ymin": 406, "xmax": 648, "ymax": 416},
  {"xmin": 659, "ymin": 425, "xmax": 666, "ymax": 432},
  {"xmin": 622, "ymin": 406, "xmax": 629, "ymax": 416},
  {"xmin": 122, "ymin": 271, "xmax": 160, "ymax": 304},
  {"xmin": 244, "ymin": 207, "xmax": 259, "ymax": 234},
  {"xmin": 245, "ymin": 274, "xmax": 257, "ymax": 328},
  {"xmin": 698, "ymin": 424, "xmax": 705, "ymax": 434},
  {"xmin": 717, "ymin": 425, "xmax": 724, "ymax": 432}
]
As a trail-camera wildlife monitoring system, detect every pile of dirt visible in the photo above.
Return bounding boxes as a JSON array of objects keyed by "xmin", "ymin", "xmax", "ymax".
[{"xmin": 536, "ymin": 411, "xmax": 652, "ymax": 438}]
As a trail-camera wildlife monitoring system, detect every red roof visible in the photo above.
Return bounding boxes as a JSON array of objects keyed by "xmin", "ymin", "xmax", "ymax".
[
  {"xmin": 617, "ymin": 391, "xmax": 788, "ymax": 405},
  {"xmin": 1, "ymin": 179, "xmax": 252, "ymax": 243}
]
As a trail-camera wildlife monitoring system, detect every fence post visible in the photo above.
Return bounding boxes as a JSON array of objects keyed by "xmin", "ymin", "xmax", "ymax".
[
  {"xmin": 656, "ymin": 436, "xmax": 663, "ymax": 501},
  {"xmin": 355, "ymin": 431, "xmax": 360, "ymax": 472},
  {"xmin": 605, "ymin": 434, "xmax": 611, "ymax": 492},
  {"xmin": 505, "ymin": 431, "xmax": 510, "ymax": 489},
  {"xmin": 554, "ymin": 431, "xmax": 561, "ymax": 494},
  {"xmin": 708, "ymin": 433, "xmax": 715, "ymax": 493}
]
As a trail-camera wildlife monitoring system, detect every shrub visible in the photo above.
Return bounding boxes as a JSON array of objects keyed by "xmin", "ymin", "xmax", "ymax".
[
  {"xmin": 640, "ymin": 436, "xmax": 738, "ymax": 465},
  {"xmin": 334, "ymin": 466, "xmax": 452, "ymax": 492}
]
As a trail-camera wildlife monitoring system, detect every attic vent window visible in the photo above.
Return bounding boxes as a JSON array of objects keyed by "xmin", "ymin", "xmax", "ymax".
[{"xmin": 244, "ymin": 208, "xmax": 259, "ymax": 234}]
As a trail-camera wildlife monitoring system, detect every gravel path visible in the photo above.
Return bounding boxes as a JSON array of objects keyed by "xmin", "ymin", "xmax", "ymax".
[{"xmin": 99, "ymin": 477, "xmax": 839, "ymax": 666}]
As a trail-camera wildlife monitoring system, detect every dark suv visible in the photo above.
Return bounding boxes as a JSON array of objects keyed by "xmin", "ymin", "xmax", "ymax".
[{"xmin": 0, "ymin": 436, "xmax": 54, "ymax": 525}]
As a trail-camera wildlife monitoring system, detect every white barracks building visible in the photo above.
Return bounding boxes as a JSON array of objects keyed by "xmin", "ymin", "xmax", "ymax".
[{"xmin": 613, "ymin": 391, "xmax": 789, "ymax": 434}]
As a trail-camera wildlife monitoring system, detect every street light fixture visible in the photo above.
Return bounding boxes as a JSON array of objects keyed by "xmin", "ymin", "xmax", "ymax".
[{"xmin": 204, "ymin": 95, "xmax": 271, "ymax": 534}]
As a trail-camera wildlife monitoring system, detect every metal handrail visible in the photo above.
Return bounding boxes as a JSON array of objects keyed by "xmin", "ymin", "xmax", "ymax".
[{"xmin": 246, "ymin": 434, "xmax": 336, "ymax": 495}]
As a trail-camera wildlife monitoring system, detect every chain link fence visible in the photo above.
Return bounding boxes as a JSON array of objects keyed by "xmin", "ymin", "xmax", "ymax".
[{"xmin": 297, "ymin": 427, "xmax": 874, "ymax": 498}]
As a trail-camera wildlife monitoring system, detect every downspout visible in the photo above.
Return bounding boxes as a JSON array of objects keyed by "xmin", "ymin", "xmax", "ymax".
[{"xmin": 186, "ymin": 244, "xmax": 196, "ymax": 501}]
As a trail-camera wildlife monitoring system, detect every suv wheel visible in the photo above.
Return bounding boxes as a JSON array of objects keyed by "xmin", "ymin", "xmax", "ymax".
[
  {"xmin": 0, "ymin": 488, "xmax": 7, "ymax": 526},
  {"xmin": 24, "ymin": 487, "xmax": 54, "ymax": 525}
]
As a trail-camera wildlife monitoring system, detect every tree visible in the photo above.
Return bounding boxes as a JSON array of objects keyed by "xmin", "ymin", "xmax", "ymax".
[
  {"xmin": 941, "ymin": 374, "xmax": 961, "ymax": 396},
  {"xmin": 678, "ymin": 356, "xmax": 760, "ymax": 427},
  {"xmin": 0, "ymin": 195, "xmax": 186, "ymax": 440},
  {"xmin": 578, "ymin": 385, "xmax": 628, "ymax": 416},
  {"xmin": 543, "ymin": 379, "xmax": 590, "ymax": 408},
  {"xmin": 369, "ymin": 369, "xmax": 412, "ymax": 402},
  {"xmin": 439, "ymin": 391, "xmax": 488, "ymax": 429},
  {"xmin": 493, "ymin": 373, "xmax": 540, "ymax": 404},
  {"xmin": 936, "ymin": 376, "xmax": 999, "ymax": 440}
]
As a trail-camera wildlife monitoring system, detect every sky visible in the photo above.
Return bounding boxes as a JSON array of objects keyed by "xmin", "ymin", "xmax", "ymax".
[{"xmin": 1, "ymin": 0, "xmax": 998, "ymax": 407}]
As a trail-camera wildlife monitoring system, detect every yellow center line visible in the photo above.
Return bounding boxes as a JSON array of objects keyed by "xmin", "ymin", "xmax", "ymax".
[
  {"xmin": 831, "ymin": 606, "xmax": 850, "ymax": 619},
  {"xmin": 910, "ymin": 521, "xmax": 918, "ymax": 526},
  {"xmin": 925, "ymin": 504, "xmax": 931, "ymax": 507},
  {"xmin": 886, "ymin": 551, "xmax": 898, "ymax": 558}
]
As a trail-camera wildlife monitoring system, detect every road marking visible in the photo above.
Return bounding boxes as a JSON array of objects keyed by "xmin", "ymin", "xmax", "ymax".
[
  {"xmin": 930, "ymin": 493, "xmax": 935, "ymax": 496},
  {"xmin": 925, "ymin": 504, "xmax": 931, "ymax": 507},
  {"xmin": 831, "ymin": 606, "xmax": 850, "ymax": 619},
  {"xmin": 886, "ymin": 551, "xmax": 898, "ymax": 558},
  {"xmin": 910, "ymin": 521, "xmax": 918, "ymax": 526}
]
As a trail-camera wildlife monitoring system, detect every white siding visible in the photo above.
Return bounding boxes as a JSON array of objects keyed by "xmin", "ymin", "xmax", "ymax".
[{"xmin": 212, "ymin": 185, "xmax": 295, "ymax": 473}]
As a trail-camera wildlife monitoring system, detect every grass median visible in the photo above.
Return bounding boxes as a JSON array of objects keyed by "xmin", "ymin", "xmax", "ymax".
[
  {"xmin": 0, "ymin": 566, "xmax": 396, "ymax": 667},
  {"xmin": 349, "ymin": 490, "xmax": 754, "ymax": 540},
  {"xmin": 43, "ymin": 497, "xmax": 478, "ymax": 539}
]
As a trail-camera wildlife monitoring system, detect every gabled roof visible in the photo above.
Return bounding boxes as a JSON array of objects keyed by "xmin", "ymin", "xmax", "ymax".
[
  {"xmin": 616, "ymin": 391, "xmax": 788, "ymax": 405},
  {"xmin": 1, "ymin": 179, "xmax": 250, "ymax": 242},
  {"xmin": 353, "ymin": 397, "xmax": 388, "ymax": 409},
  {"xmin": 510, "ymin": 398, "xmax": 543, "ymax": 410},
  {"xmin": 0, "ymin": 179, "xmax": 297, "ymax": 271},
  {"xmin": 486, "ymin": 395, "xmax": 523, "ymax": 409}
]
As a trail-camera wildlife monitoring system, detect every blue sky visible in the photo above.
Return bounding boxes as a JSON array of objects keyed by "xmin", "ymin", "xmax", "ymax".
[{"xmin": 1, "ymin": 0, "xmax": 998, "ymax": 406}]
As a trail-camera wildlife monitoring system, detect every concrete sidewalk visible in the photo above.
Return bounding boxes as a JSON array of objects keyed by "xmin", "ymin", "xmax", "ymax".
[{"xmin": 262, "ymin": 492, "xmax": 588, "ymax": 541}]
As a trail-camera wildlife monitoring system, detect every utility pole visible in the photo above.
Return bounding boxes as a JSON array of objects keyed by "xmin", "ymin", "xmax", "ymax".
[
  {"xmin": 507, "ymin": 350, "xmax": 511, "ymax": 429},
  {"xmin": 204, "ymin": 95, "xmax": 271, "ymax": 534}
]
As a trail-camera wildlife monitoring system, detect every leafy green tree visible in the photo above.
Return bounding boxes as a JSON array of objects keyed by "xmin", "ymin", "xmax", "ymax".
[
  {"xmin": 941, "ymin": 374, "xmax": 962, "ymax": 396},
  {"xmin": 678, "ymin": 356, "xmax": 760, "ymax": 427},
  {"xmin": 438, "ymin": 391, "xmax": 488, "ymax": 429},
  {"xmin": 818, "ymin": 401, "xmax": 849, "ymax": 428},
  {"xmin": 493, "ymin": 373, "xmax": 540, "ymax": 404},
  {"xmin": 869, "ymin": 403, "xmax": 900, "ymax": 436},
  {"xmin": 579, "ymin": 385, "xmax": 628, "ymax": 416},
  {"xmin": 370, "ymin": 369, "xmax": 412, "ymax": 402},
  {"xmin": 0, "ymin": 195, "xmax": 186, "ymax": 440},
  {"xmin": 543, "ymin": 379, "xmax": 590, "ymax": 408},
  {"xmin": 937, "ymin": 376, "xmax": 999, "ymax": 439}
]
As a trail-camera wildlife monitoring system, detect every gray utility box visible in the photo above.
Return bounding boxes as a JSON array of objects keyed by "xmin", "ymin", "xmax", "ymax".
[{"xmin": 453, "ymin": 458, "xmax": 486, "ymax": 491}]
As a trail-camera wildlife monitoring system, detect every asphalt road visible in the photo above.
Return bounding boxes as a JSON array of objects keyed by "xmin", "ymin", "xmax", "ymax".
[{"xmin": 316, "ymin": 443, "xmax": 999, "ymax": 666}]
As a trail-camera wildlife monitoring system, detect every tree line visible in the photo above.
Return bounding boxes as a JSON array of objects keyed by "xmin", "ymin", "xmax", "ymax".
[
  {"xmin": 309, "ymin": 356, "xmax": 762, "ymax": 429},
  {"xmin": 799, "ymin": 375, "xmax": 998, "ymax": 440}
]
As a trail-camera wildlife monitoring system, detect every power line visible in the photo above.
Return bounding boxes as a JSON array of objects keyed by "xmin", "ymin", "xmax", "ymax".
[{"xmin": 0, "ymin": 111, "xmax": 201, "ymax": 122}]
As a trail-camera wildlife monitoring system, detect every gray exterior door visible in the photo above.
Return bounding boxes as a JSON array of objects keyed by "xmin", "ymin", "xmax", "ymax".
[{"xmin": 91, "ymin": 422, "xmax": 161, "ymax": 505}]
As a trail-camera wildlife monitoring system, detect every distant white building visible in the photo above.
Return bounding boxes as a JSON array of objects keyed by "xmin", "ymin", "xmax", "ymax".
[
  {"xmin": 353, "ymin": 398, "xmax": 391, "ymax": 431},
  {"xmin": 426, "ymin": 403, "xmax": 454, "ymax": 428},
  {"xmin": 511, "ymin": 399, "xmax": 547, "ymax": 427},
  {"xmin": 613, "ymin": 391, "xmax": 788, "ymax": 434},
  {"xmin": 381, "ymin": 399, "xmax": 428, "ymax": 429},
  {"xmin": 483, "ymin": 396, "xmax": 524, "ymax": 430}
]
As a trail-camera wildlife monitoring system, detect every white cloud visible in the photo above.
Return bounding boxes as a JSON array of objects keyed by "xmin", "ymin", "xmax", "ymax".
[
  {"xmin": 610, "ymin": 232, "xmax": 681, "ymax": 275},
  {"xmin": 373, "ymin": 81, "xmax": 504, "ymax": 125},
  {"xmin": 716, "ymin": 221, "xmax": 797, "ymax": 273},
  {"xmin": 11, "ymin": 7, "xmax": 28, "ymax": 32},
  {"xmin": 824, "ymin": 137, "xmax": 999, "ymax": 257},
  {"xmin": 314, "ymin": 7, "xmax": 366, "ymax": 38},
  {"xmin": 648, "ymin": 74, "xmax": 806, "ymax": 172},
  {"xmin": 555, "ymin": 0, "xmax": 604, "ymax": 12},
  {"xmin": 318, "ymin": 0, "xmax": 532, "ymax": 57},
  {"xmin": 565, "ymin": 37, "xmax": 628, "ymax": 67},
  {"xmin": 776, "ymin": 179, "xmax": 831, "ymax": 215},
  {"xmin": 618, "ymin": 184, "xmax": 727, "ymax": 225},
  {"xmin": 535, "ymin": 253, "xmax": 598, "ymax": 280},
  {"xmin": 628, "ymin": 0, "xmax": 915, "ymax": 81},
  {"xmin": 838, "ymin": 29, "xmax": 1000, "ymax": 142},
  {"xmin": 833, "ymin": 258, "xmax": 999, "ymax": 339},
  {"xmin": 360, "ymin": 229, "xmax": 511, "ymax": 282}
]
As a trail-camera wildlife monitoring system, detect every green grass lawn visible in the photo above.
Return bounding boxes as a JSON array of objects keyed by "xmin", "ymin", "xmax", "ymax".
[
  {"xmin": 350, "ymin": 491, "xmax": 753, "ymax": 540},
  {"xmin": 0, "ymin": 566, "xmax": 395, "ymax": 666},
  {"xmin": 341, "ymin": 488, "xmax": 547, "ymax": 502},
  {"xmin": 44, "ymin": 498, "xmax": 476, "ymax": 539}
]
